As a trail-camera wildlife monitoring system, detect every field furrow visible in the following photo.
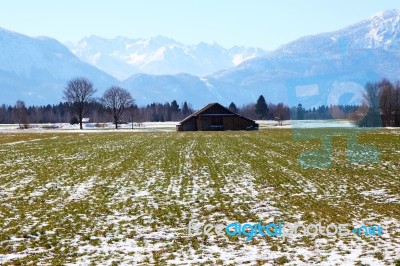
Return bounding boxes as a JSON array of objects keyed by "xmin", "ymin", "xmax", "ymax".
[{"xmin": 0, "ymin": 130, "xmax": 399, "ymax": 265}]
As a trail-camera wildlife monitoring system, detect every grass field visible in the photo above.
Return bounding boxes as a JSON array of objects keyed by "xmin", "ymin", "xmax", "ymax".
[{"xmin": 0, "ymin": 129, "xmax": 399, "ymax": 265}]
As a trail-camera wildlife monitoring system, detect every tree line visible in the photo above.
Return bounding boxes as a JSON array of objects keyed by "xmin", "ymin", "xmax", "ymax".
[
  {"xmin": 0, "ymin": 101, "xmax": 195, "ymax": 126},
  {"xmin": 357, "ymin": 79, "xmax": 400, "ymax": 127},
  {"xmin": 0, "ymin": 78, "xmax": 196, "ymax": 129},
  {"xmin": 234, "ymin": 96, "xmax": 359, "ymax": 122},
  {"xmin": 1, "ymin": 77, "xmax": 399, "ymax": 128}
]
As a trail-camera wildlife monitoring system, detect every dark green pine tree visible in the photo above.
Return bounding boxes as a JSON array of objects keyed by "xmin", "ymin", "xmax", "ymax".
[
  {"xmin": 170, "ymin": 100, "xmax": 180, "ymax": 113},
  {"xmin": 182, "ymin": 101, "xmax": 190, "ymax": 116},
  {"xmin": 228, "ymin": 102, "xmax": 238, "ymax": 113},
  {"xmin": 255, "ymin": 95, "xmax": 268, "ymax": 119},
  {"xmin": 297, "ymin": 103, "xmax": 305, "ymax": 120}
]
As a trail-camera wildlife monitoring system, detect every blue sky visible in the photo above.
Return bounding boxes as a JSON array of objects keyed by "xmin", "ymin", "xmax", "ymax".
[{"xmin": 0, "ymin": 0, "xmax": 398, "ymax": 50}]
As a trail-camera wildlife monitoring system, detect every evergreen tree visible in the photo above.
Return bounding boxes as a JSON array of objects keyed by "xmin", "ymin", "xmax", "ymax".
[
  {"xmin": 228, "ymin": 102, "xmax": 238, "ymax": 113},
  {"xmin": 170, "ymin": 100, "xmax": 180, "ymax": 113},
  {"xmin": 297, "ymin": 103, "xmax": 305, "ymax": 120},
  {"xmin": 182, "ymin": 101, "xmax": 190, "ymax": 116},
  {"xmin": 255, "ymin": 95, "xmax": 268, "ymax": 119}
]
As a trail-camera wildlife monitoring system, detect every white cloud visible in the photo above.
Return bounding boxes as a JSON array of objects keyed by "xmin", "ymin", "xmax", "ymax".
[{"xmin": 295, "ymin": 84, "xmax": 319, "ymax": 97}]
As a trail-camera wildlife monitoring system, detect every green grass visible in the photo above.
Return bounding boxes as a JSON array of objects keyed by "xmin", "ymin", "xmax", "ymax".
[{"xmin": 0, "ymin": 129, "xmax": 399, "ymax": 265}]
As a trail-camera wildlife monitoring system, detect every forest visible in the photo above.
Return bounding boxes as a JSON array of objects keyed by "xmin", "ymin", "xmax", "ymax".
[{"xmin": 1, "ymin": 78, "xmax": 399, "ymax": 128}]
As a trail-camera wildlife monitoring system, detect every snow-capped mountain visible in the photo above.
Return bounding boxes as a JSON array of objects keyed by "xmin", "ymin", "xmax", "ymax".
[
  {"xmin": 0, "ymin": 28, "xmax": 118, "ymax": 106},
  {"xmin": 123, "ymin": 9, "xmax": 400, "ymax": 108},
  {"xmin": 2, "ymin": 10, "xmax": 400, "ymax": 108},
  {"xmin": 207, "ymin": 9, "xmax": 400, "ymax": 107},
  {"xmin": 67, "ymin": 35, "xmax": 266, "ymax": 80},
  {"xmin": 277, "ymin": 9, "xmax": 400, "ymax": 54}
]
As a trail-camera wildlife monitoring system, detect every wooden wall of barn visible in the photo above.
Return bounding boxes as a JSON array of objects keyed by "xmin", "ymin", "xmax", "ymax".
[
  {"xmin": 177, "ymin": 103, "xmax": 258, "ymax": 131},
  {"xmin": 197, "ymin": 116, "xmax": 212, "ymax": 130},
  {"xmin": 223, "ymin": 116, "xmax": 254, "ymax": 130},
  {"xmin": 181, "ymin": 117, "xmax": 196, "ymax": 131}
]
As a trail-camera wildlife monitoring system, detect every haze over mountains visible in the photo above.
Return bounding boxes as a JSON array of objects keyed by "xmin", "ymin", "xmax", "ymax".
[
  {"xmin": 1, "ymin": 9, "xmax": 400, "ymax": 108},
  {"xmin": 0, "ymin": 28, "xmax": 117, "ymax": 105},
  {"xmin": 204, "ymin": 9, "xmax": 400, "ymax": 107},
  {"xmin": 66, "ymin": 36, "xmax": 266, "ymax": 80}
]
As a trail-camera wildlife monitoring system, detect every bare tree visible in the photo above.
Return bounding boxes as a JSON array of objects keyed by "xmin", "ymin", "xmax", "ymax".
[
  {"xmin": 379, "ymin": 79, "xmax": 394, "ymax": 127},
  {"xmin": 274, "ymin": 103, "xmax": 290, "ymax": 125},
  {"xmin": 63, "ymin": 77, "xmax": 97, "ymax": 129},
  {"xmin": 14, "ymin": 100, "xmax": 29, "ymax": 129},
  {"xmin": 395, "ymin": 82, "xmax": 400, "ymax": 126},
  {"xmin": 358, "ymin": 82, "xmax": 381, "ymax": 127},
  {"xmin": 128, "ymin": 104, "xmax": 138, "ymax": 129},
  {"xmin": 102, "ymin": 86, "xmax": 134, "ymax": 129},
  {"xmin": 362, "ymin": 82, "xmax": 380, "ymax": 111}
]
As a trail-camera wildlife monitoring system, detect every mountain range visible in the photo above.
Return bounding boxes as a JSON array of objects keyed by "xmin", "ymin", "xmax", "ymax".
[
  {"xmin": 66, "ymin": 36, "xmax": 266, "ymax": 80},
  {"xmin": 205, "ymin": 9, "xmax": 400, "ymax": 108},
  {"xmin": 0, "ymin": 28, "xmax": 117, "ymax": 106},
  {"xmin": 1, "ymin": 9, "xmax": 400, "ymax": 108},
  {"xmin": 122, "ymin": 9, "xmax": 400, "ymax": 108}
]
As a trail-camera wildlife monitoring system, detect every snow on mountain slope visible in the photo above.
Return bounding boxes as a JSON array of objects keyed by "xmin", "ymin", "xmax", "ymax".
[
  {"xmin": 278, "ymin": 9, "xmax": 400, "ymax": 54},
  {"xmin": 203, "ymin": 9, "xmax": 400, "ymax": 107},
  {"xmin": 2, "ymin": 10, "xmax": 400, "ymax": 109},
  {"xmin": 0, "ymin": 28, "xmax": 118, "ymax": 105},
  {"xmin": 121, "ymin": 10, "xmax": 400, "ymax": 108},
  {"xmin": 343, "ymin": 9, "xmax": 400, "ymax": 50},
  {"xmin": 67, "ymin": 35, "xmax": 266, "ymax": 80}
]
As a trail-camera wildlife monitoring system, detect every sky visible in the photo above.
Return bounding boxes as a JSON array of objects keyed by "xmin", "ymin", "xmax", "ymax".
[{"xmin": 0, "ymin": 0, "xmax": 399, "ymax": 50}]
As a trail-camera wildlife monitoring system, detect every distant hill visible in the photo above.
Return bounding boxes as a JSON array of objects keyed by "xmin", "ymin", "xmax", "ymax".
[
  {"xmin": 120, "ymin": 10, "xmax": 400, "ymax": 108},
  {"xmin": 2, "ymin": 10, "xmax": 400, "ymax": 108},
  {"xmin": 0, "ymin": 28, "xmax": 117, "ymax": 106}
]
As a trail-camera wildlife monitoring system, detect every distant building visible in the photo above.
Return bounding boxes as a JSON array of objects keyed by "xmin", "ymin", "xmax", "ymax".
[
  {"xmin": 176, "ymin": 102, "xmax": 258, "ymax": 131},
  {"xmin": 82, "ymin": 118, "xmax": 90, "ymax": 123}
]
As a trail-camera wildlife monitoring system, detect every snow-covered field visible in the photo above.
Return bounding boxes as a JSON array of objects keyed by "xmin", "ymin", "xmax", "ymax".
[
  {"xmin": 0, "ymin": 119, "xmax": 362, "ymax": 133},
  {"xmin": 0, "ymin": 122, "xmax": 179, "ymax": 133},
  {"xmin": 0, "ymin": 129, "xmax": 399, "ymax": 265},
  {"xmin": 256, "ymin": 119, "xmax": 357, "ymax": 129}
]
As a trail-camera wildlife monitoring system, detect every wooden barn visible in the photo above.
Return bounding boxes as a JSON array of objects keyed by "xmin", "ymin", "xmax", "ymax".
[{"xmin": 176, "ymin": 103, "xmax": 258, "ymax": 131}]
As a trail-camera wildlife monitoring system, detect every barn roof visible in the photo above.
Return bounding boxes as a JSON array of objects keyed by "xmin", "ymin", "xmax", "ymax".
[{"xmin": 179, "ymin": 102, "xmax": 255, "ymax": 124}]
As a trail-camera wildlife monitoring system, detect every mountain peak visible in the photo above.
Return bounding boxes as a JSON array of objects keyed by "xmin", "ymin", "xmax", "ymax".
[
  {"xmin": 2, "ymin": 10, "xmax": 400, "ymax": 108},
  {"xmin": 363, "ymin": 9, "xmax": 400, "ymax": 50},
  {"xmin": 0, "ymin": 27, "xmax": 117, "ymax": 106},
  {"xmin": 371, "ymin": 9, "xmax": 400, "ymax": 20},
  {"xmin": 68, "ymin": 35, "xmax": 266, "ymax": 79},
  {"xmin": 276, "ymin": 9, "xmax": 400, "ymax": 54}
]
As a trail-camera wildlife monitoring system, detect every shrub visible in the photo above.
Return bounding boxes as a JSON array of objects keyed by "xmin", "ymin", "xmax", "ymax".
[{"xmin": 70, "ymin": 117, "xmax": 79, "ymax": 125}]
